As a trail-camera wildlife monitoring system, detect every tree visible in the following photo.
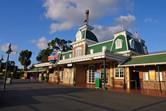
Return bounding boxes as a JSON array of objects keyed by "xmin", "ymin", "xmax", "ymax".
[
  {"xmin": 48, "ymin": 38, "xmax": 72, "ymax": 51},
  {"xmin": 18, "ymin": 50, "xmax": 32, "ymax": 71},
  {"xmin": 36, "ymin": 48, "xmax": 53, "ymax": 62},
  {"xmin": 37, "ymin": 37, "xmax": 72, "ymax": 62}
]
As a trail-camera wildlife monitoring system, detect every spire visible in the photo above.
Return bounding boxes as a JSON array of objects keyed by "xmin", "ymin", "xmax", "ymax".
[
  {"xmin": 121, "ymin": 18, "xmax": 124, "ymax": 31},
  {"xmin": 80, "ymin": 10, "xmax": 94, "ymax": 31},
  {"xmin": 84, "ymin": 10, "xmax": 89, "ymax": 25}
]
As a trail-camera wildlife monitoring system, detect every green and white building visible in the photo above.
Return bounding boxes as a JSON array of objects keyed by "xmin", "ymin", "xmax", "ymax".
[{"xmin": 34, "ymin": 10, "xmax": 166, "ymax": 91}]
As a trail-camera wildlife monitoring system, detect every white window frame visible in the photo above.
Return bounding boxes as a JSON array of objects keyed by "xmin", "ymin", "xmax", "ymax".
[
  {"xmin": 129, "ymin": 39, "xmax": 135, "ymax": 49},
  {"xmin": 102, "ymin": 46, "xmax": 107, "ymax": 52},
  {"xmin": 114, "ymin": 68, "xmax": 125, "ymax": 79},
  {"xmin": 90, "ymin": 49, "xmax": 94, "ymax": 54},
  {"xmin": 76, "ymin": 47, "xmax": 82, "ymax": 57},
  {"xmin": 143, "ymin": 72, "xmax": 149, "ymax": 81},
  {"xmin": 69, "ymin": 54, "xmax": 72, "ymax": 58},
  {"xmin": 88, "ymin": 66, "xmax": 95, "ymax": 83},
  {"xmin": 63, "ymin": 56, "xmax": 65, "ymax": 60},
  {"xmin": 115, "ymin": 39, "xmax": 123, "ymax": 49}
]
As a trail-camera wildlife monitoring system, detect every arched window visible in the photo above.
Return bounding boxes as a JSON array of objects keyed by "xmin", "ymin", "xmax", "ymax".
[
  {"xmin": 90, "ymin": 49, "xmax": 94, "ymax": 54},
  {"xmin": 102, "ymin": 46, "xmax": 107, "ymax": 52},
  {"xmin": 76, "ymin": 47, "xmax": 82, "ymax": 57},
  {"xmin": 115, "ymin": 39, "xmax": 123, "ymax": 49},
  {"xmin": 129, "ymin": 39, "xmax": 135, "ymax": 49}
]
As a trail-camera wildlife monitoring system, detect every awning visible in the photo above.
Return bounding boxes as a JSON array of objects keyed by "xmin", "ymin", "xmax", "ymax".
[{"xmin": 27, "ymin": 67, "xmax": 47, "ymax": 73}]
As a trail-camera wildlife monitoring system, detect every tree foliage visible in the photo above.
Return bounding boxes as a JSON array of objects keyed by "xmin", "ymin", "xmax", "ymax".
[
  {"xmin": 36, "ymin": 37, "xmax": 72, "ymax": 62},
  {"xmin": 36, "ymin": 48, "xmax": 53, "ymax": 62},
  {"xmin": 18, "ymin": 50, "xmax": 32, "ymax": 71},
  {"xmin": 48, "ymin": 37, "xmax": 72, "ymax": 51}
]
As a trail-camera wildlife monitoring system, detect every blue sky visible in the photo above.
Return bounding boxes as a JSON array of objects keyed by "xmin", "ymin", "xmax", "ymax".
[{"xmin": 0, "ymin": 0, "xmax": 166, "ymax": 68}]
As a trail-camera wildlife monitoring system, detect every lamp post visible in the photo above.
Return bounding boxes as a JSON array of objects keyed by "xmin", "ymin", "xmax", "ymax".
[
  {"xmin": 3, "ymin": 44, "xmax": 12, "ymax": 91},
  {"xmin": 0, "ymin": 55, "xmax": 4, "ymax": 72}
]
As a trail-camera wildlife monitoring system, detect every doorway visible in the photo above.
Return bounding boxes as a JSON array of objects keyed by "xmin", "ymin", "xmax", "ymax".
[{"xmin": 131, "ymin": 72, "xmax": 140, "ymax": 89}]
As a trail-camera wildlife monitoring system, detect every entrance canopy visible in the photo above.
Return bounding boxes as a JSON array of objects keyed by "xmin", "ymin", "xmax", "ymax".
[{"xmin": 34, "ymin": 51, "xmax": 128, "ymax": 68}]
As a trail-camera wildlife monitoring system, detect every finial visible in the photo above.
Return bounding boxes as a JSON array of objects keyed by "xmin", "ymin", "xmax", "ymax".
[{"xmin": 121, "ymin": 18, "xmax": 124, "ymax": 31}]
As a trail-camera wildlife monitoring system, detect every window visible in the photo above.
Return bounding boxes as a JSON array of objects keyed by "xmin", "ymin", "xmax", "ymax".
[
  {"xmin": 143, "ymin": 72, "xmax": 149, "ymax": 81},
  {"xmin": 88, "ymin": 66, "xmax": 95, "ymax": 83},
  {"xmin": 143, "ymin": 46, "xmax": 148, "ymax": 54},
  {"xmin": 55, "ymin": 71, "xmax": 58, "ymax": 77},
  {"xmin": 60, "ymin": 71, "xmax": 64, "ymax": 81},
  {"xmin": 100, "ymin": 65, "xmax": 108, "ymax": 83},
  {"xmin": 76, "ymin": 47, "xmax": 82, "ymax": 57},
  {"xmin": 156, "ymin": 72, "xmax": 162, "ymax": 81},
  {"xmin": 63, "ymin": 56, "xmax": 65, "ymax": 60},
  {"xmin": 90, "ymin": 49, "xmax": 94, "ymax": 54},
  {"xmin": 115, "ymin": 39, "xmax": 123, "ymax": 49},
  {"xmin": 114, "ymin": 68, "xmax": 124, "ymax": 78},
  {"xmin": 69, "ymin": 54, "xmax": 72, "ymax": 58},
  {"xmin": 102, "ymin": 46, "xmax": 107, "ymax": 52},
  {"xmin": 66, "ymin": 69, "xmax": 71, "ymax": 78},
  {"xmin": 129, "ymin": 39, "xmax": 135, "ymax": 49}
]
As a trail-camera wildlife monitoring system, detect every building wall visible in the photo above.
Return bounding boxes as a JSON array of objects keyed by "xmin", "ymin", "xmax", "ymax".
[
  {"xmin": 76, "ymin": 64, "xmax": 86, "ymax": 84},
  {"xmin": 130, "ymin": 65, "xmax": 166, "ymax": 90},
  {"xmin": 73, "ymin": 44, "xmax": 85, "ymax": 57}
]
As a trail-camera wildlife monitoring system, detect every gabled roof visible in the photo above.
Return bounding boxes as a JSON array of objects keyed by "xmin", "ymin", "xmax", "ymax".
[{"xmin": 119, "ymin": 52, "xmax": 166, "ymax": 67}]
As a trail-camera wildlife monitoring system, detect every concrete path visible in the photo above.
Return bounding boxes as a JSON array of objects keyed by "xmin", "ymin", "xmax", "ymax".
[{"xmin": 0, "ymin": 79, "xmax": 166, "ymax": 111}]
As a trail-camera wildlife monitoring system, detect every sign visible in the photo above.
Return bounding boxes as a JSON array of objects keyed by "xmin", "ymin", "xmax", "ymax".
[
  {"xmin": 95, "ymin": 72, "xmax": 99, "ymax": 79},
  {"xmin": 139, "ymin": 72, "xmax": 143, "ymax": 78},
  {"xmin": 48, "ymin": 52, "xmax": 59, "ymax": 63},
  {"xmin": 67, "ymin": 64, "xmax": 72, "ymax": 67},
  {"xmin": 149, "ymin": 70, "xmax": 155, "ymax": 80}
]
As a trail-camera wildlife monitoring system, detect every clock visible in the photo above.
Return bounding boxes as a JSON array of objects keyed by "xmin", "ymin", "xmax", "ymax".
[{"xmin": 76, "ymin": 30, "xmax": 82, "ymax": 41}]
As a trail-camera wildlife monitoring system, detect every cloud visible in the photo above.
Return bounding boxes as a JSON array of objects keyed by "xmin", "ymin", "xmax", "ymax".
[
  {"xmin": 144, "ymin": 18, "xmax": 158, "ymax": 23},
  {"xmin": 1, "ymin": 43, "xmax": 19, "ymax": 54},
  {"xmin": 115, "ymin": 14, "xmax": 136, "ymax": 29},
  {"xmin": 43, "ymin": 0, "xmax": 134, "ymax": 33},
  {"xmin": 31, "ymin": 37, "xmax": 49, "ymax": 49},
  {"xmin": 93, "ymin": 14, "xmax": 136, "ymax": 41}
]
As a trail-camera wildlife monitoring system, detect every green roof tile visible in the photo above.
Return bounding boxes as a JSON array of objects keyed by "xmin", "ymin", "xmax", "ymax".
[
  {"xmin": 87, "ymin": 40, "xmax": 113, "ymax": 54},
  {"xmin": 121, "ymin": 53, "xmax": 166, "ymax": 66}
]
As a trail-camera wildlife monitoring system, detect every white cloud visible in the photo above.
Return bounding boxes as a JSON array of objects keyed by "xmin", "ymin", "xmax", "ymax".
[
  {"xmin": 144, "ymin": 18, "xmax": 158, "ymax": 23},
  {"xmin": 93, "ymin": 25, "xmax": 122, "ymax": 41},
  {"xmin": 93, "ymin": 14, "xmax": 136, "ymax": 41},
  {"xmin": 43, "ymin": 0, "xmax": 134, "ymax": 33},
  {"xmin": 115, "ymin": 14, "xmax": 136, "ymax": 29},
  {"xmin": 31, "ymin": 37, "xmax": 49, "ymax": 49},
  {"xmin": 1, "ymin": 43, "xmax": 19, "ymax": 54}
]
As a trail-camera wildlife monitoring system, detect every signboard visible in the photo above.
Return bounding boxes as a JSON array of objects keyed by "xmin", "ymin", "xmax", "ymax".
[
  {"xmin": 48, "ymin": 52, "xmax": 59, "ymax": 63},
  {"xmin": 95, "ymin": 72, "xmax": 99, "ymax": 79},
  {"xmin": 67, "ymin": 64, "xmax": 72, "ymax": 67},
  {"xmin": 139, "ymin": 72, "xmax": 143, "ymax": 78},
  {"xmin": 149, "ymin": 70, "xmax": 155, "ymax": 80}
]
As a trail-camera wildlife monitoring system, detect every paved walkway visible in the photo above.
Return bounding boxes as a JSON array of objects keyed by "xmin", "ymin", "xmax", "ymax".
[
  {"xmin": 0, "ymin": 79, "xmax": 166, "ymax": 111},
  {"xmin": 77, "ymin": 84, "xmax": 166, "ymax": 97}
]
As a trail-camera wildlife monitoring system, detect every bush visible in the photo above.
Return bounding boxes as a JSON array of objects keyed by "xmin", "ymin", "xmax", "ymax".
[{"xmin": 6, "ymin": 71, "xmax": 11, "ymax": 78}]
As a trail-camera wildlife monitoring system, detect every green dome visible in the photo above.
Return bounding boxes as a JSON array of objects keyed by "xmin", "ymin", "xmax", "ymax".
[{"xmin": 82, "ymin": 30, "xmax": 98, "ymax": 42}]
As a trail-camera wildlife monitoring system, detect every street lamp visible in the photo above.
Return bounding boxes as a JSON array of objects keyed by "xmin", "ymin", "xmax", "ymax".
[
  {"xmin": 0, "ymin": 55, "xmax": 4, "ymax": 72},
  {"xmin": 3, "ymin": 44, "xmax": 12, "ymax": 91}
]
